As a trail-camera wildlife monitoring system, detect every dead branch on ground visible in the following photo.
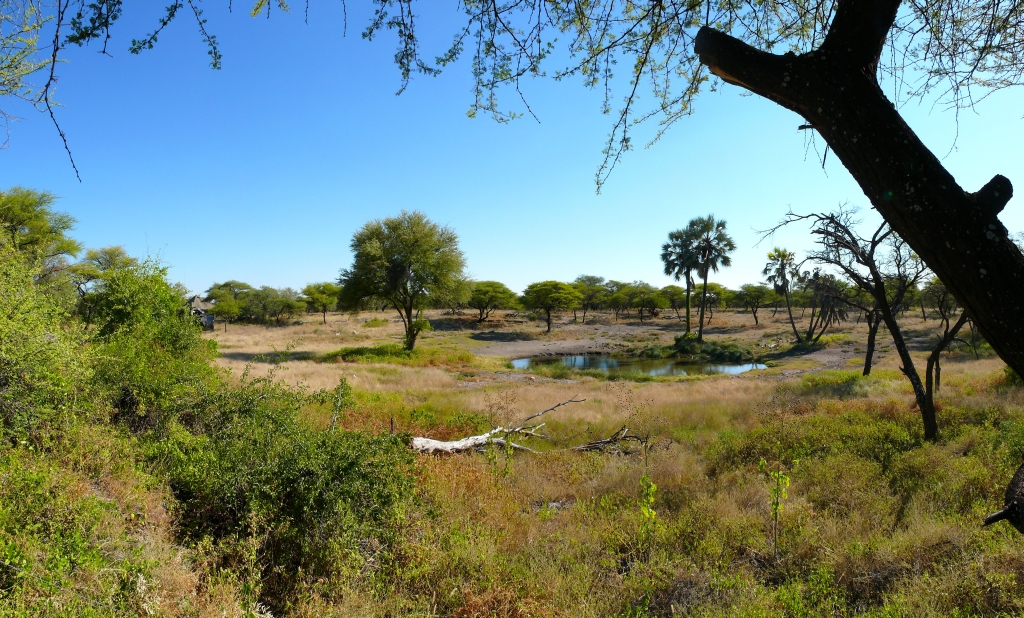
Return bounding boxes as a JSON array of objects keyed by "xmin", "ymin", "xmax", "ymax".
[{"xmin": 409, "ymin": 395, "xmax": 590, "ymax": 455}]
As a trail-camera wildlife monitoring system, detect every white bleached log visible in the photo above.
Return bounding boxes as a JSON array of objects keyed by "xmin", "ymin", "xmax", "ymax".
[{"xmin": 409, "ymin": 395, "xmax": 585, "ymax": 455}]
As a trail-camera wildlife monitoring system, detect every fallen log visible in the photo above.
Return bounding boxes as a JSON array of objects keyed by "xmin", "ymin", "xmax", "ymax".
[
  {"xmin": 410, "ymin": 429, "xmax": 537, "ymax": 455},
  {"xmin": 572, "ymin": 426, "xmax": 646, "ymax": 454},
  {"xmin": 409, "ymin": 395, "xmax": 585, "ymax": 455}
]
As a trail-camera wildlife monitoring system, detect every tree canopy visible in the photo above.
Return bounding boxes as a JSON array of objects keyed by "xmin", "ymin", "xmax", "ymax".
[
  {"xmin": 521, "ymin": 280, "xmax": 582, "ymax": 333},
  {"xmin": 0, "ymin": 187, "xmax": 80, "ymax": 277},
  {"xmin": 467, "ymin": 281, "xmax": 517, "ymax": 322},
  {"xmin": 302, "ymin": 282, "xmax": 340, "ymax": 324},
  {"xmin": 338, "ymin": 210, "xmax": 466, "ymax": 350}
]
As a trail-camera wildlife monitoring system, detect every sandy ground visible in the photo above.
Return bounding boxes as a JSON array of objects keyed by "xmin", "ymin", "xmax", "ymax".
[{"xmin": 204, "ymin": 308, "xmax": 993, "ymax": 393}]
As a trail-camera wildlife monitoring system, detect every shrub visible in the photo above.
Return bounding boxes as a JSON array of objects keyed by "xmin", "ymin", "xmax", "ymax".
[
  {"xmin": 1004, "ymin": 366, "xmax": 1022, "ymax": 387},
  {"xmin": 89, "ymin": 260, "xmax": 218, "ymax": 431},
  {"xmin": 672, "ymin": 336, "xmax": 753, "ymax": 363},
  {"xmin": 363, "ymin": 317, "xmax": 389, "ymax": 328},
  {"xmin": 0, "ymin": 249, "xmax": 90, "ymax": 442},
  {"xmin": 146, "ymin": 376, "xmax": 415, "ymax": 609},
  {"xmin": 796, "ymin": 370, "xmax": 867, "ymax": 399}
]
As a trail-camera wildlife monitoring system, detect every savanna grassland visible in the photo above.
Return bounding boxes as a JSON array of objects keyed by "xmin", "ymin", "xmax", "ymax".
[{"xmin": 194, "ymin": 306, "xmax": 1024, "ymax": 617}]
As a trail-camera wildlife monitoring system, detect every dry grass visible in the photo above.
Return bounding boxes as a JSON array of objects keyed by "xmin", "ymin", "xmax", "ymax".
[{"xmin": 188, "ymin": 308, "xmax": 1024, "ymax": 616}]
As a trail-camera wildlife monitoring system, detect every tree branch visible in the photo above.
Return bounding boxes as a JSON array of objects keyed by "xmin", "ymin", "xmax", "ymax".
[
  {"xmin": 693, "ymin": 27, "xmax": 796, "ymax": 110},
  {"xmin": 818, "ymin": 0, "xmax": 902, "ymax": 74}
]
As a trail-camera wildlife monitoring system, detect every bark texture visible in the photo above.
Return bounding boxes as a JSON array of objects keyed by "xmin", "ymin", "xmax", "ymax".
[{"xmin": 694, "ymin": 0, "xmax": 1024, "ymax": 377}]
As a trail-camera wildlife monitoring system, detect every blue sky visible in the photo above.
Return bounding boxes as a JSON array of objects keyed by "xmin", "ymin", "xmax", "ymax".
[{"xmin": 3, "ymin": 3, "xmax": 1023, "ymax": 295}]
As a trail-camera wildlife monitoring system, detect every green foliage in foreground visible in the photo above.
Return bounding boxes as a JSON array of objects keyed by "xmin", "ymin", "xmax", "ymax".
[
  {"xmin": 146, "ymin": 375, "xmax": 414, "ymax": 607},
  {"xmin": 0, "ymin": 249, "xmax": 416, "ymax": 615},
  {"xmin": 0, "ymin": 249, "xmax": 90, "ymax": 442}
]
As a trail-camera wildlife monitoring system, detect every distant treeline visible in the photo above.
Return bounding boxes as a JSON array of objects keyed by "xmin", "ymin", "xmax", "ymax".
[{"xmin": 199, "ymin": 275, "xmax": 952, "ymax": 325}]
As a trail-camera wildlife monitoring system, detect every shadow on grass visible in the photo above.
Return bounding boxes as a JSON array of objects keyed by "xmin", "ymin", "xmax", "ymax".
[
  {"xmin": 318, "ymin": 344, "xmax": 480, "ymax": 369},
  {"xmin": 469, "ymin": 331, "xmax": 537, "ymax": 343},
  {"xmin": 218, "ymin": 351, "xmax": 317, "ymax": 364}
]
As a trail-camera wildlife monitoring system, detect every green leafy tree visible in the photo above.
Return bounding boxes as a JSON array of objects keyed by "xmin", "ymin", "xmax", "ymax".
[
  {"xmin": 302, "ymin": 282, "xmax": 341, "ymax": 324},
  {"xmin": 691, "ymin": 216, "xmax": 736, "ymax": 342},
  {"xmin": 764, "ymin": 248, "xmax": 803, "ymax": 343},
  {"xmin": 521, "ymin": 281, "xmax": 582, "ymax": 333},
  {"xmin": 616, "ymin": 283, "xmax": 643, "ymax": 319},
  {"xmin": 248, "ymin": 286, "xmax": 306, "ymax": 324},
  {"xmin": 572, "ymin": 275, "xmax": 607, "ymax": 324},
  {"xmin": 660, "ymin": 285, "xmax": 687, "ymax": 322},
  {"xmin": 338, "ymin": 211, "xmax": 466, "ymax": 350},
  {"xmin": 603, "ymin": 280, "xmax": 630, "ymax": 321},
  {"xmin": 206, "ymin": 280, "xmax": 255, "ymax": 301},
  {"xmin": 205, "ymin": 280, "xmax": 254, "ymax": 328},
  {"xmin": 208, "ymin": 294, "xmax": 241, "ymax": 331},
  {"xmin": 736, "ymin": 284, "xmax": 771, "ymax": 326},
  {"xmin": 0, "ymin": 3, "xmax": 46, "ymax": 120},
  {"xmin": 693, "ymin": 282, "xmax": 729, "ymax": 326},
  {"xmin": 467, "ymin": 281, "xmax": 517, "ymax": 322},
  {"xmin": 633, "ymin": 282, "xmax": 667, "ymax": 322},
  {"xmin": 0, "ymin": 187, "xmax": 81, "ymax": 278},
  {"xmin": 70, "ymin": 246, "xmax": 138, "ymax": 327}
]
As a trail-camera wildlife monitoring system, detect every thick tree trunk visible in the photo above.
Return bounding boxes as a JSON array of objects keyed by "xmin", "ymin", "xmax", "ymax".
[
  {"xmin": 695, "ymin": 3, "xmax": 1024, "ymax": 378},
  {"xmin": 863, "ymin": 311, "xmax": 881, "ymax": 376},
  {"xmin": 752, "ymin": 306, "xmax": 759, "ymax": 326},
  {"xmin": 545, "ymin": 309, "xmax": 552, "ymax": 333}
]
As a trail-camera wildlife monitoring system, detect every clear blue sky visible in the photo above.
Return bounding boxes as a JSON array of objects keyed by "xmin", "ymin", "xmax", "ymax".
[{"xmin": 3, "ymin": 4, "xmax": 1023, "ymax": 295}]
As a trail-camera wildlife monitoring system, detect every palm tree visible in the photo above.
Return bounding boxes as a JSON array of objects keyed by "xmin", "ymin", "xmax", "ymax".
[
  {"xmin": 661, "ymin": 225, "xmax": 701, "ymax": 333},
  {"xmin": 691, "ymin": 216, "xmax": 736, "ymax": 342},
  {"xmin": 763, "ymin": 247, "xmax": 803, "ymax": 343}
]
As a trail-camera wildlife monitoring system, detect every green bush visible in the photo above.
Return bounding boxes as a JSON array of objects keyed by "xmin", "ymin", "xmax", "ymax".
[
  {"xmin": 146, "ymin": 376, "xmax": 415, "ymax": 609},
  {"xmin": 1004, "ymin": 366, "xmax": 1022, "ymax": 387},
  {"xmin": 89, "ymin": 260, "xmax": 218, "ymax": 431},
  {"xmin": 0, "ymin": 249, "xmax": 90, "ymax": 442},
  {"xmin": 672, "ymin": 335, "xmax": 753, "ymax": 363},
  {"xmin": 363, "ymin": 317, "xmax": 389, "ymax": 328},
  {"xmin": 796, "ymin": 370, "xmax": 867, "ymax": 399}
]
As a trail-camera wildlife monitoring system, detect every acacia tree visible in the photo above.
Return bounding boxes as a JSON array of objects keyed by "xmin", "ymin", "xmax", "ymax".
[
  {"xmin": 301, "ymin": 282, "xmax": 341, "ymax": 324},
  {"xmin": 660, "ymin": 285, "xmax": 687, "ymax": 322},
  {"xmin": 736, "ymin": 284, "xmax": 771, "ymax": 326},
  {"xmin": 691, "ymin": 216, "xmax": 735, "ymax": 342},
  {"xmin": 795, "ymin": 269, "xmax": 848, "ymax": 344},
  {"xmin": 522, "ymin": 281, "xmax": 582, "ymax": 333},
  {"xmin": 572, "ymin": 275, "xmax": 607, "ymax": 324},
  {"xmin": 792, "ymin": 209, "xmax": 961, "ymax": 439},
  {"xmin": 0, "ymin": 187, "xmax": 81, "ymax": 278},
  {"xmin": 338, "ymin": 211, "xmax": 466, "ymax": 350},
  {"xmin": 467, "ymin": 281, "xmax": 517, "ymax": 322},
  {"xmin": 633, "ymin": 283, "xmax": 667, "ymax": 322},
  {"xmin": 71, "ymin": 246, "xmax": 138, "ymax": 327}
]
